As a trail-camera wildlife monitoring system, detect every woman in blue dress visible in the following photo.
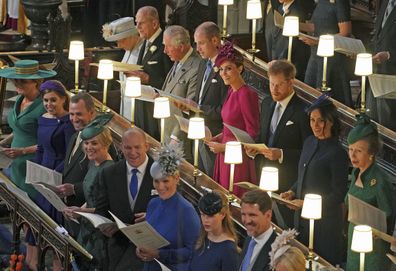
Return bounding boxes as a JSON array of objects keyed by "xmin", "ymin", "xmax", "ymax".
[
  {"xmin": 190, "ymin": 191, "xmax": 239, "ymax": 271},
  {"xmin": 136, "ymin": 144, "xmax": 201, "ymax": 271}
]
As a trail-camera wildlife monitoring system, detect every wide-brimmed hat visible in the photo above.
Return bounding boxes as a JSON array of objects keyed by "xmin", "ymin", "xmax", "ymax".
[
  {"xmin": 102, "ymin": 17, "xmax": 138, "ymax": 42},
  {"xmin": 0, "ymin": 59, "xmax": 56, "ymax": 79}
]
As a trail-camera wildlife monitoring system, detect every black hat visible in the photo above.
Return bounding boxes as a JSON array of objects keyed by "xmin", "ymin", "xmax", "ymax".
[
  {"xmin": 305, "ymin": 94, "xmax": 333, "ymax": 113},
  {"xmin": 198, "ymin": 192, "xmax": 224, "ymax": 216}
]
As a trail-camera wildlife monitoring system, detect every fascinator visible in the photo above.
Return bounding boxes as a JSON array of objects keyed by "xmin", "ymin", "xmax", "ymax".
[
  {"xmin": 81, "ymin": 113, "xmax": 113, "ymax": 140},
  {"xmin": 215, "ymin": 41, "xmax": 243, "ymax": 68},
  {"xmin": 198, "ymin": 191, "xmax": 224, "ymax": 216},
  {"xmin": 269, "ymin": 229, "xmax": 299, "ymax": 269},
  {"xmin": 39, "ymin": 80, "xmax": 67, "ymax": 95},
  {"xmin": 347, "ymin": 114, "xmax": 378, "ymax": 145},
  {"xmin": 150, "ymin": 143, "xmax": 184, "ymax": 180},
  {"xmin": 305, "ymin": 94, "xmax": 333, "ymax": 113}
]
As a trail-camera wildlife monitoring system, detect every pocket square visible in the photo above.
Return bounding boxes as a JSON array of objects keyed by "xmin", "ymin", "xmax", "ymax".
[
  {"xmin": 286, "ymin": 120, "xmax": 294, "ymax": 126},
  {"xmin": 211, "ymin": 78, "xmax": 218, "ymax": 83},
  {"xmin": 151, "ymin": 189, "xmax": 159, "ymax": 196},
  {"xmin": 147, "ymin": 61, "xmax": 158, "ymax": 65}
]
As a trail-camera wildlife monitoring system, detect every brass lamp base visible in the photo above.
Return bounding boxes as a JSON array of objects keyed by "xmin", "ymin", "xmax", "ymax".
[{"xmin": 247, "ymin": 48, "xmax": 260, "ymax": 54}]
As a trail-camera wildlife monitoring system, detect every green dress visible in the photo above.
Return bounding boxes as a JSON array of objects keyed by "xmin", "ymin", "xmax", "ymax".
[
  {"xmin": 345, "ymin": 163, "xmax": 394, "ymax": 271},
  {"xmin": 7, "ymin": 95, "xmax": 45, "ymax": 198},
  {"xmin": 78, "ymin": 160, "xmax": 114, "ymax": 271}
]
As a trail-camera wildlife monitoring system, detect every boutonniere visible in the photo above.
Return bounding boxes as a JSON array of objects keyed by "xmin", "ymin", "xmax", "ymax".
[
  {"xmin": 370, "ymin": 179, "xmax": 377, "ymax": 186},
  {"xmin": 211, "ymin": 78, "xmax": 218, "ymax": 83},
  {"xmin": 213, "ymin": 66, "xmax": 219, "ymax": 73},
  {"xmin": 151, "ymin": 189, "xmax": 159, "ymax": 196},
  {"xmin": 102, "ymin": 23, "xmax": 112, "ymax": 39},
  {"xmin": 149, "ymin": 45, "xmax": 157, "ymax": 54}
]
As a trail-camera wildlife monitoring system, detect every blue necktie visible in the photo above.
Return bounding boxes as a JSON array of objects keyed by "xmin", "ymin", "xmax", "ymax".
[
  {"xmin": 203, "ymin": 60, "xmax": 212, "ymax": 83},
  {"xmin": 129, "ymin": 168, "xmax": 139, "ymax": 200},
  {"xmin": 241, "ymin": 238, "xmax": 257, "ymax": 271}
]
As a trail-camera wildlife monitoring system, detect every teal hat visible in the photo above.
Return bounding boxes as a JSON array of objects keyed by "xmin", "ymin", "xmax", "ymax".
[
  {"xmin": 0, "ymin": 59, "xmax": 56, "ymax": 79},
  {"xmin": 347, "ymin": 114, "xmax": 378, "ymax": 145},
  {"xmin": 81, "ymin": 113, "xmax": 113, "ymax": 140}
]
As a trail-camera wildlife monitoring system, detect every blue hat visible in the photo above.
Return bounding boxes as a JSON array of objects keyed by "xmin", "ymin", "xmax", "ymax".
[{"xmin": 0, "ymin": 60, "xmax": 56, "ymax": 79}]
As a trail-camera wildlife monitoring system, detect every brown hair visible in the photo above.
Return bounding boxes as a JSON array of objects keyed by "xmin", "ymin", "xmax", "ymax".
[
  {"xmin": 70, "ymin": 92, "xmax": 95, "ymax": 112},
  {"xmin": 268, "ymin": 60, "xmax": 296, "ymax": 80},
  {"xmin": 241, "ymin": 189, "xmax": 272, "ymax": 213}
]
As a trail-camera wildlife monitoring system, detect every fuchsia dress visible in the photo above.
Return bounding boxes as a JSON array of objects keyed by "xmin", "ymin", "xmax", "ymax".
[{"xmin": 212, "ymin": 85, "xmax": 260, "ymax": 197}]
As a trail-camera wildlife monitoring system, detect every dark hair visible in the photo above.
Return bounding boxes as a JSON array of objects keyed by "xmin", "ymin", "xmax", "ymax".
[
  {"xmin": 196, "ymin": 21, "xmax": 221, "ymax": 40},
  {"xmin": 307, "ymin": 102, "xmax": 341, "ymax": 138},
  {"xmin": 241, "ymin": 189, "xmax": 272, "ymax": 213},
  {"xmin": 70, "ymin": 92, "xmax": 95, "ymax": 112},
  {"xmin": 268, "ymin": 60, "xmax": 296, "ymax": 80}
]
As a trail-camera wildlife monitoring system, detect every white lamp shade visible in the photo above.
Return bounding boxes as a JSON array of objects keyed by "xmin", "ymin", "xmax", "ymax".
[
  {"xmin": 351, "ymin": 225, "xmax": 373, "ymax": 253},
  {"xmin": 224, "ymin": 141, "xmax": 243, "ymax": 164},
  {"xmin": 188, "ymin": 117, "xmax": 205, "ymax": 140},
  {"xmin": 153, "ymin": 97, "xmax": 170, "ymax": 119},
  {"xmin": 301, "ymin": 194, "xmax": 322, "ymax": 220},
  {"xmin": 219, "ymin": 0, "xmax": 233, "ymax": 5},
  {"xmin": 317, "ymin": 35, "xmax": 334, "ymax": 57},
  {"xmin": 125, "ymin": 77, "xmax": 141, "ymax": 98},
  {"xmin": 97, "ymin": 60, "xmax": 114, "ymax": 80},
  {"xmin": 355, "ymin": 53, "xmax": 373, "ymax": 76},
  {"xmin": 282, "ymin": 16, "xmax": 299, "ymax": 37},
  {"xmin": 259, "ymin": 167, "xmax": 279, "ymax": 192},
  {"xmin": 68, "ymin": 41, "xmax": 84, "ymax": 60},
  {"xmin": 246, "ymin": 0, "xmax": 262, "ymax": 19}
]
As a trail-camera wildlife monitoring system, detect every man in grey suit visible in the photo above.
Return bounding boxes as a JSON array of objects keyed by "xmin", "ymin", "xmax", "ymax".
[{"xmin": 162, "ymin": 25, "xmax": 202, "ymax": 162}]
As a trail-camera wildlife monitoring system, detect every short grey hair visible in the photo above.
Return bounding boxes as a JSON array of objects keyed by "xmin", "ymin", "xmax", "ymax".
[
  {"xmin": 164, "ymin": 25, "xmax": 190, "ymax": 46},
  {"xmin": 137, "ymin": 6, "xmax": 159, "ymax": 22}
]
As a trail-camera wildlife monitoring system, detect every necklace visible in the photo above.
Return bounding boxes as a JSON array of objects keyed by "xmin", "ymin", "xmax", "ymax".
[{"xmin": 206, "ymin": 239, "xmax": 211, "ymax": 249}]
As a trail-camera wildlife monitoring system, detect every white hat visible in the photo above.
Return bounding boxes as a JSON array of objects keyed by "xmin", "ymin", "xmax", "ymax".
[{"xmin": 102, "ymin": 17, "xmax": 138, "ymax": 42}]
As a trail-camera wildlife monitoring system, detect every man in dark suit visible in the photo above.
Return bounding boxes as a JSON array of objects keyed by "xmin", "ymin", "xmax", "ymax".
[
  {"xmin": 95, "ymin": 127, "xmax": 155, "ymax": 271},
  {"xmin": 130, "ymin": 6, "xmax": 173, "ymax": 140},
  {"xmin": 370, "ymin": 0, "xmax": 396, "ymax": 131},
  {"xmin": 192, "ymin": 21, "xmax": 227, "ymax": 176},
  {"xmin": 246, "ymin": 60, "xmax": 311, "ymax": 227},
  {"xmin": 240, "ymin": 189, "xmax": 276, "ymax": 271}
]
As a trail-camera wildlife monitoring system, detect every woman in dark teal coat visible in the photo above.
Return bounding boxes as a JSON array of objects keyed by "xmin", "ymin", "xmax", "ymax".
[{"xmin": 345, "ymin": 114, "xmax": 394, "ymax": 271}]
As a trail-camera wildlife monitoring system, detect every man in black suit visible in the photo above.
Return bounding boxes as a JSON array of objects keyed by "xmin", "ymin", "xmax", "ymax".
[
  {"xmin": 192, "ymin": 21, "xmax": 227, "ymax": 176},
  {"xmin": 95, "ymin": 127, "xmax": 155, "ymax": 271},
  {"xmin": 240, "ymin": 189, "xmax": 276, "ymax": 271},
  {"xmin": 246, "ymin": 60, "xmax": 311, "ymax": 227},
  {"xmin": 130, "ymin": 6, "xmax": 173, "ymax": 140}
]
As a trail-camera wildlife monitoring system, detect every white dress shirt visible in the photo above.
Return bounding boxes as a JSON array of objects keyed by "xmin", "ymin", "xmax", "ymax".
[
  {"xmin": 248, "ymin": 226, "xmax": 274, "ymax": 267},
  {"xmin": 126, "ymin": 155, "xmax": 149, "ymax": 211}
]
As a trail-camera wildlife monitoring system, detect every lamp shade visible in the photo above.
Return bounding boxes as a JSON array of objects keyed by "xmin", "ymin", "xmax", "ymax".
[
  {"xmin": 355, "ymin": 53, "xmax": 373, "ymax": 76},
  {"xmin": 351, "ymin": 225, "xmax": 373, "ymax": 253},
  {"xmin": 97, "ymin": 60, "xmax": 114, "ymax": 80},
  {"xmin": 301, "ymin": 194, "xmax": 322, "ymax": 220},
  {"xmin": 68, "ymin": 41, "xmax": 84, "ymax": 60},
  {"xmin": 259, "ymin": 167, "xmax": 279, "ymax": 191},
  {"xmin": 246, "ymin": 0, "xmax": 262, "ymax": 19},
  {"xmin": 317, "ymin": 35, "xmax": 334, "ymax": 57},
  {"xmin": 153, "ymin": 97, "xmax": 170, "ymax": 119},
  {"xmin": 125, "ymin": 77, "xmax": 141, "ymax": 98},
  {"xmin": 188, "ymin": 117, "xmax": 205, "ymax": 140},
  {"xmin": 224, "ymin": 141, "xmax": 243, "ymax": 164},
  {"xmin": 282, "ymin": 16, "xmax": 299, "ymax": 37},
  {"xmin": 219, "ymin": 0, "xmax": 233, "ymax": 5}
]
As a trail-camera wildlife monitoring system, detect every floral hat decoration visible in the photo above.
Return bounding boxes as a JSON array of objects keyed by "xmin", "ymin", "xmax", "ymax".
[
  {"xmin": 214, "ymin": 41, "xmax": 244, "ymax": 68},
  {"xmin": 102, "ymin": 17, "xmax": 138, "ymax": 42},
  {"xmin": 269, "ymin": 229, "xmax": 299, "ymax": 270},
  {"xmin": 150, "ymin": 143, "xmax": 184, "ymax": 180}
]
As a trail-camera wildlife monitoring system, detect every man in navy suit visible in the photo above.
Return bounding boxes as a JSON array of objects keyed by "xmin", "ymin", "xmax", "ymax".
[
  {"xmin": 95, "ymin": 127, "xmax": 155, "ymax": 271},
  {"xmin": 240, "ymin": 189, "xmax": 276, "ymax": 271}
]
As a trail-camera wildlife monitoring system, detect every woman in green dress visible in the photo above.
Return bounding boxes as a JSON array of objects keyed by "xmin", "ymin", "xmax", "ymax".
[
  {"xmin": 345, "ymin": 114, "xmax": 394, "ymax": 271},
  {"xmin": 63, "ymin": 114, "xmax": 114, "ymax": 270}
]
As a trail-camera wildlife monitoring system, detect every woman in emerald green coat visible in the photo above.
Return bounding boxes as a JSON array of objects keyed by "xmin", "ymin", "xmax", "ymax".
[
  {"xmin": 0, "ymin": 60, "xmax": 56, "ymax": 198},
  {"xmin": 345, "ymin": 114, "xmax": 394, "ymax": 271}
]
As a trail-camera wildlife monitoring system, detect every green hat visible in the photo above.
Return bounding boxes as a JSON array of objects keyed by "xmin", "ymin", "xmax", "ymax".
[
  {"xmin": 347, "ymin": 114, "xmax": 377, "ymax": 145},
  {"xmin": 81, "ymin": 113, "xmax": 113, "ymax": 140},
  {"xmin": 0, "ymin": 59, "xmax": 56, "ymax": 79}
]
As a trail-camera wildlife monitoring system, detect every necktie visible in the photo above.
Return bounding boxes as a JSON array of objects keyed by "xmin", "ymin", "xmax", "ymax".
[
  {"xmin": 241, "ymin": 238, "xmax": 257, "ymax": 271},
  {"xmin": 144, "ymin": 41, "xmax": 152, "ymax": 57},
  {"xmin": 168, "ymin": 62, "xmax": 179, "ymax": 83},
  {"xmin": 129, "ymin": 168, "xmax": 139, "ymax": 200},
  {"xmin": 268, "ymin": 103, "xmax": 281, "ymax": 146},
  {"xmin": 69, "ymin": 132, "xmax": 81, "ymax": 163},
  {"xmin": 382, "ymin": 0, "xmax": 396, "ymax": 28},
  {"xmin": 198, "ymin": 60, "xmax": 212, "ymax": 104}
]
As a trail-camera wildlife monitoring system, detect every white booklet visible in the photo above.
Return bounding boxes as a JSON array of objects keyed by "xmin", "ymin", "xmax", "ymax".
[
  {"xmin": 90, "ymin": 61, "xmax": 142, "ymax": 72},
  {"xmin": 175, "ymin": 115, "xmax": 212, "ymax": 141},
  {"xmin": 368, "ymin": 73, "xmax": 396, "ymax": 99},
  {"xmin": 158, "ymin": 90, "xmax": 203, "ymax": 113},
  {"xmin": 334, "ymin": 35, "xmax": 366, "ymax": 55},
  {"xmin": 154, "ymin": 259, "xmax": 171, "ymax": 271},
  {"xmin": 31, "ymin": 183, "xmax": 66, "ymax": 212},
  {"xmin": 224, "ymin": 123, "xmax": 255, "ymax": 144},
  {"xmin": 74, "ymin": 211, "xmax": 115, "ymax": 229},
  {"xmin": 26, "ymin": 160, "xmax": 62, "ymax": 188},
  {"xmin": 109, "ymin": 211, "xmax": 170, "ymax": 249}
]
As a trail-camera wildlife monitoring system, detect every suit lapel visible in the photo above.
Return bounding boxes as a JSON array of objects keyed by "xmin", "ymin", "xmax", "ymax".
[
  {"xmin": 272, "ymin": 95, "xmax": 297, "ymax": 145},
  {"xmin": 381, "ymin": 7, "xmax": 396, "ymax": 38},
  {"xmin": 116, "ymin": 161, "xmax": 134, "ymax": 216},
  {"xmin": 261, "ymin": 101, "xmax": 275, "ymax": 144},
  {"xmin": 63, "ymin": 132, "xmax": 78, "ymax": 176},
  {"xmin": 137, "ymin": 40, "xmax": 146, "ymax": 65},
  {"xmin": 134, "ymin": 158, "xmax": 154, "ymax": 212},
  {"xmin": 296, "ymin": 138, "xmax": 318, "ymax": 198},
  {"xmin": 165, "ymin": 54, "xmax": 194, "ymax": 94},
  {"xmin": 194, "ymin": 61, "xmax": 207, "ymax": 102},
  {"xmin": 199, "ymin": 69, "xmax": 216, "ymax": 103},
  {"xmin": 251, "ymin": 232, "xmax": 277, "ymax": 271}
]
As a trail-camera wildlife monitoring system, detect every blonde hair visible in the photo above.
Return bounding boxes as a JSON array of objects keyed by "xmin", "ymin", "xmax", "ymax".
[
  {"xmin": 195, "ymin": 191, "xmax": 238, "ymax": 250},
  {"xmin": 274, "ymin": 247, "xmax": 305, "ymax": 271}
]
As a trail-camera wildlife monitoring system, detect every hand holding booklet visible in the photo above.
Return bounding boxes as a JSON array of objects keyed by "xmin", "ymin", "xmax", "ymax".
[
  {"xmin": 74, "ymin": 212, "xmax": 115, "ymax": 229},
  {"xmin": 26, "ymin": 160, "xmax": 62, "ymax": 188}
]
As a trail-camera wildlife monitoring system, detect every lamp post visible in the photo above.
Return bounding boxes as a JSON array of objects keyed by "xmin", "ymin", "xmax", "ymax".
[
  {"xmin": 317, "ymin": 35, "xmax": 334, "ymax": 92},
  {"xmin": 282, "ymin": 16, "xmax": 299, "ymax": 62},
  {"xmin": 224, "ymin": 141, "xmax": 243, "ymax": 193},
  {"xmin": 301, "ymin": 193, "xmax": 322, "ymax": 270},
  {"xmin": 219, "ymin": 0, "xmax": 234, "ymax": 39},
  {"xmin": 354, "ymin": 53, "xmax": 373, "ymax": 113},
  {"xmin": 246, "ymin": 0, "xmax": 262, "ymax": 55},
  {"xmin": 259, "ymin": 167, "xmax": 279, "ymax": 197},
  {"xmin": 97, "ymin": 59, "xmax": 114, "ymax": 112},
  {"xmin": 68, "ymin": 41, "xmax": 84, "ymax": 93},
  {"xmin": 187, "ymin": 117, "xmax": 205, "ymax": 182},
  {"xmin": 124, "ymin": 77, "xmax": 141, "ymax": 126},
  {"xmin": 351, "ymin": 225, "xmax": 373, "ymax": 271},
  {"xmin": 153, "ymin": 97, "xmax": 170, "ymax": 144}
]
